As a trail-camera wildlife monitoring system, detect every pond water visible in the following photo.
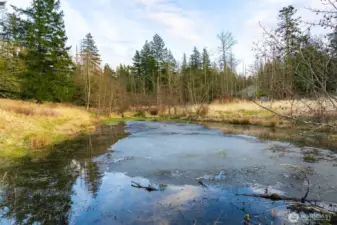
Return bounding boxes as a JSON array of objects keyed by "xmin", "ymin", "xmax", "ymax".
[{"xmin": 0, "ymin": 121, "xmax": 336, "ymax": 225}]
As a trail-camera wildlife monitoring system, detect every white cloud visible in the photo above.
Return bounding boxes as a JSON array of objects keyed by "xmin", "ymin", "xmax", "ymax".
[{"xmin": 4, "ymin": 0, "xmax": 333, "ymax": 72}]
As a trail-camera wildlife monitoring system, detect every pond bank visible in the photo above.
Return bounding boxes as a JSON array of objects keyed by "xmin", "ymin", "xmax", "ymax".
[
  {"xmin": 0, "ymin": 99, "xmax": 97, "ymax": 160},
  {"xmin": 2, "ymin": 121, "xmax": 336, "ymax": 224},
  {"xmin": 104, "ymin": 114, "xmax": 337, "ymax": 151},
  {"xmin": 2, "ymin": 98, "xmax": 337, "ymax": 162}
]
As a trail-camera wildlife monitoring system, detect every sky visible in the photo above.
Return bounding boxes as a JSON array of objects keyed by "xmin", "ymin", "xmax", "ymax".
[{"xmin": 5, "ymin": 0, "xmax": 327, "ymax": 72}]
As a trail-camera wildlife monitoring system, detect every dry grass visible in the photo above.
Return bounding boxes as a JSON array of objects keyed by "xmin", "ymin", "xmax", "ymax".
[
  {"xmin": 157, "ymin": 98, "xmax": 337, "ymax": 128},
  {"xmin": 27, "ymin": 133, "xmax": 53, "ymax": 149},
  {"xmin": 0, "ymin": 99, "xmax": 96, "ymax": 158},
  {"xmin": 0, "ymin": 99, "xmax": 62, "ymax": 116}
]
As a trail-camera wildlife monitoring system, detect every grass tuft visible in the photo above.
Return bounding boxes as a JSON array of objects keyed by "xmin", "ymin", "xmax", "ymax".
[
  {"xmin": 303, "ymin": 155, "xmax": 318, "ymax": 163},
  {"xmin": 26, "ymin": 133, "xmax": 53, "ymax": 149}
]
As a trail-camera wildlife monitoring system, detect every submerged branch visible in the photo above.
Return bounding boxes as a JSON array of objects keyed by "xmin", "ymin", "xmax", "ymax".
[
  {"xmin": 131, "ymin": 181, "xmax": 158, "ymax": 192},
  {"xmin": 236, "ymin": 193, "xmax": 307, "ymax": 202}
]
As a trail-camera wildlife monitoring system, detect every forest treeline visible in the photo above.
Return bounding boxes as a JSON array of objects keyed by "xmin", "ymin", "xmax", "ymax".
[{"xmin": 0, "ymin": 0, "xmax": 336, "ymax": 115}]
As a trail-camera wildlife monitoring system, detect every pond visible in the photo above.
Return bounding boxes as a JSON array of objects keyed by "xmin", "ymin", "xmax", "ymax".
[{"xmin": 0, "ymin": 121, "xmax": 336, "ymax": 225}]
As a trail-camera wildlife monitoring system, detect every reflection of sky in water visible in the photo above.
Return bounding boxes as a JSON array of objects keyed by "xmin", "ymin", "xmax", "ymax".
[
  {"xmin": 0, "ymin": 122, "xmax": 336, "ymax": 224},
  {"xmin": 69, "ymin": 122, "xmax": 337, "ymax": 224},
  {"xmin": 69, "ymin": 172, "xmax": 286, "ymax": 225}
]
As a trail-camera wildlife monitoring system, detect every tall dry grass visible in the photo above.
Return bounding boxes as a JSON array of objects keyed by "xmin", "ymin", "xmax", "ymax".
[
  {"xmin": 0, "ymin": 99, "xmax": 96, "ymax": 157},
  {"xmin": 0, "ymin": 99, "xmax": 62, "ymax": 117},
  {"xmin": 158, "ymin": 98, "xmax": 337, "ymax": 128}
]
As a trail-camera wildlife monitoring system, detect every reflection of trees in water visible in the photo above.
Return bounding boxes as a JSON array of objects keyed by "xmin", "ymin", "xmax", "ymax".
[{"xmin": 0, "ymin": 124, "xmax": 127, "ymax": 225}]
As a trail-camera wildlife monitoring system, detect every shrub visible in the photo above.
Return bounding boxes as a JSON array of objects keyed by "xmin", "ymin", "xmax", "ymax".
[
  {"xmin": 230, "ymin": 118, "xmax": 250, "ymax": 125},
  {"xmin": 148, "ymin": 107, "xmax": 159, "ymax": 116},
  {"xmin": 134, "ymin": 110, "xmax": 146, "ymax": 117},
  {"xmin": 269, "ymin": 121, "xmax": 277, "ymax": 127}
]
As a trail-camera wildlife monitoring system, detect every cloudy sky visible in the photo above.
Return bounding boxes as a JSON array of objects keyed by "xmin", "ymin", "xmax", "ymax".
[{"xmin": 6, "ymin": 0, "xmax": 325, "ymax": 71}]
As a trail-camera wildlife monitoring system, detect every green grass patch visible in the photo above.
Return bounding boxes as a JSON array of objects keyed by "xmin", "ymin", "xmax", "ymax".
[
  {"xmin": 0, "ymin": 147, "xmax": 31, "ymax": 160},
  {"xmin": 303, "ymin": 154, "xmax": 318, "ymax": 163}
]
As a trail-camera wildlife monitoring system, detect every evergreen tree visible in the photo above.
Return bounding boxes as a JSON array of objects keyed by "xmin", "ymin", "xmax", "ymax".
[
  {"xmin": 11, "ymin": 0, "xmax": 74, "ymax": 102},
  {"xmin": 81, "ymin": 33, "xmax": 101, "ymax": 67},
  {"xmin": 276, "ymin": 5, "xmax": 301, "ymax": 58},
  {"xmin": 140, "ymin": 40, "xmax": 156, "ymax": 92},
  {"xmin": 181, "ymin": 53, "xmax": 188, "ymax": 73},
  {"xmin": 132, "ymin": 50, "xmax": 142, "ymax": 76},
  {"xmin": 80, "ymin": 33, "xmax": 102, "ymax": 110},
  {"xmin": 150, "ymin": 33, "xmax": 166, "ymax": 64},
  {"xmin": 167, "ymin": 49, "xmax": 177, "ymax": 70},
  {"xmin": 202, "ymin": 48, "xmax": 211, "ymax": 73},
  {"xmin": 190, "ymin": 47, "xmax": 201, "ymax": 70},
  {"xmin": 275, "ymin": 5, "xmax": 302, "ymax": 97}
]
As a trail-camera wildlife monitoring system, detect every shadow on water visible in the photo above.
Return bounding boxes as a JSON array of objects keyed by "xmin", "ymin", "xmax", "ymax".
[
  {"xmin": 0, "ymin": 123, "xmax": 127, "ymax": 225},
  {"xmin": 0, "ymin": 121, "xmax": 336, "ymax": 225}
]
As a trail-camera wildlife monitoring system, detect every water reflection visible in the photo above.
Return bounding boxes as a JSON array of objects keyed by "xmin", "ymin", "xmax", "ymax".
[
  {"xmin": 0, "ymin": 122, "xmax": 336, "ymax": 225},
  {"xmin": 0, "ymin": 124, "xmax": 127, "ymax": 225}
]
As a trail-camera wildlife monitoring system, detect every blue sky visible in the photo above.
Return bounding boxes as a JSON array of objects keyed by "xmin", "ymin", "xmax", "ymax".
[{"xmin": 6, "ymin": 0, "xmax": 325, "ymax": 72}]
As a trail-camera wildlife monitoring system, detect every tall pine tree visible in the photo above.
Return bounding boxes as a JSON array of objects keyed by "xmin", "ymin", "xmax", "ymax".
[
  {"xmin": 80, "ymin": 33, "xmax": 101, "ymax": 110},
  {"xmin": 12, "ymin": 0, "xmax": 74, "ymax": 102}
]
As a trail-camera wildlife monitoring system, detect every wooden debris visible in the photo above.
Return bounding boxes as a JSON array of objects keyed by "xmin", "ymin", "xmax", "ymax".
[{"xmin": 131, "ymin": 181, "xmax": 158, "ymax": 192}]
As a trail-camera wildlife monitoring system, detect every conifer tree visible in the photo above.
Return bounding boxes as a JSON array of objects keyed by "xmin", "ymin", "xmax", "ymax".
[
  {"xmin": 275, "ymin": 5, "xmax": 302, "ymax": 97},
  {"xmin": 202, "ymin": 48, "xmax": 211, "ymax": 73},
  {"xmin": 190, "ymin": 47, "xmax": 201, "ymax": 70},
  {"xmin": 11, "ymin": 0, "xmax": 74, "ymax": 102},
  {"xmin": 80, "ymin": 33, "xmax": 101, "ymax": 110}
]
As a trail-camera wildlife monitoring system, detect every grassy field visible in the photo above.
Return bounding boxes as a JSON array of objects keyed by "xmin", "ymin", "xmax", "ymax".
[{"xmin": 0, "ymin": 99, "xmax": 96, "ymax": 159}]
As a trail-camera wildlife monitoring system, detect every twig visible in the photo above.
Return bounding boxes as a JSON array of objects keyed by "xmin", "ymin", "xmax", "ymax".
[
  {"xmin": 236, "ymin": 193, "xmax": 304, "ymax": 201},
  {"xmin": 1, "ymin": 172, "xmax": 7, "ymax": 183},
  {"xmin": 131, "ymin": 181, "xmax": 158, "ymax": 192},
  {"xmin": 198, "ymin": 180, "xmax": 208, "ymax": 188}
]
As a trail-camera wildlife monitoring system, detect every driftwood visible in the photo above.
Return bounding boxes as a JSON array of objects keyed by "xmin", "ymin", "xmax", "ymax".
[
  {"xmin": 131, "ymin": 181, "xmax": 158, "ymax": 192},
  {"xmin": 237, "ymin": 164, "xmax": 311, "ymax": 203},
  {"xmin": 236, "ymin": 193, "xmax": 310, "ymax": 202}
]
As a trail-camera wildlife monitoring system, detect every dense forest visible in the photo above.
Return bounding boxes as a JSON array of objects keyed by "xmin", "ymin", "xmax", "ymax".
[{"xmin": 0, "ymin": 0, "xmax": 336, "ymax": 115}]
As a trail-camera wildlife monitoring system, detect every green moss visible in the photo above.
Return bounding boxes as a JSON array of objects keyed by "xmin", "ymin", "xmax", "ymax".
[
  {"xmin": 303, "ymin": 155, "xmax": 318, "ymax": 163},
  {"xmin": 0, "ymin": 147, "xmax": 30, "ymax": 160}
]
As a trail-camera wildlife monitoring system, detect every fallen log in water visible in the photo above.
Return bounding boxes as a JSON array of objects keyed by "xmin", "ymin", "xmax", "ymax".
[
  {"xmin": 236, "ymin": 164, "xmax": 337, "ymax": 217},
  {"xmin": 236, "ymin": 193, "xmax": 308, "ymax": 202},
  {"xmin": 131, "ymin": 181, "xmax": 158, "ymax": 192}
]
